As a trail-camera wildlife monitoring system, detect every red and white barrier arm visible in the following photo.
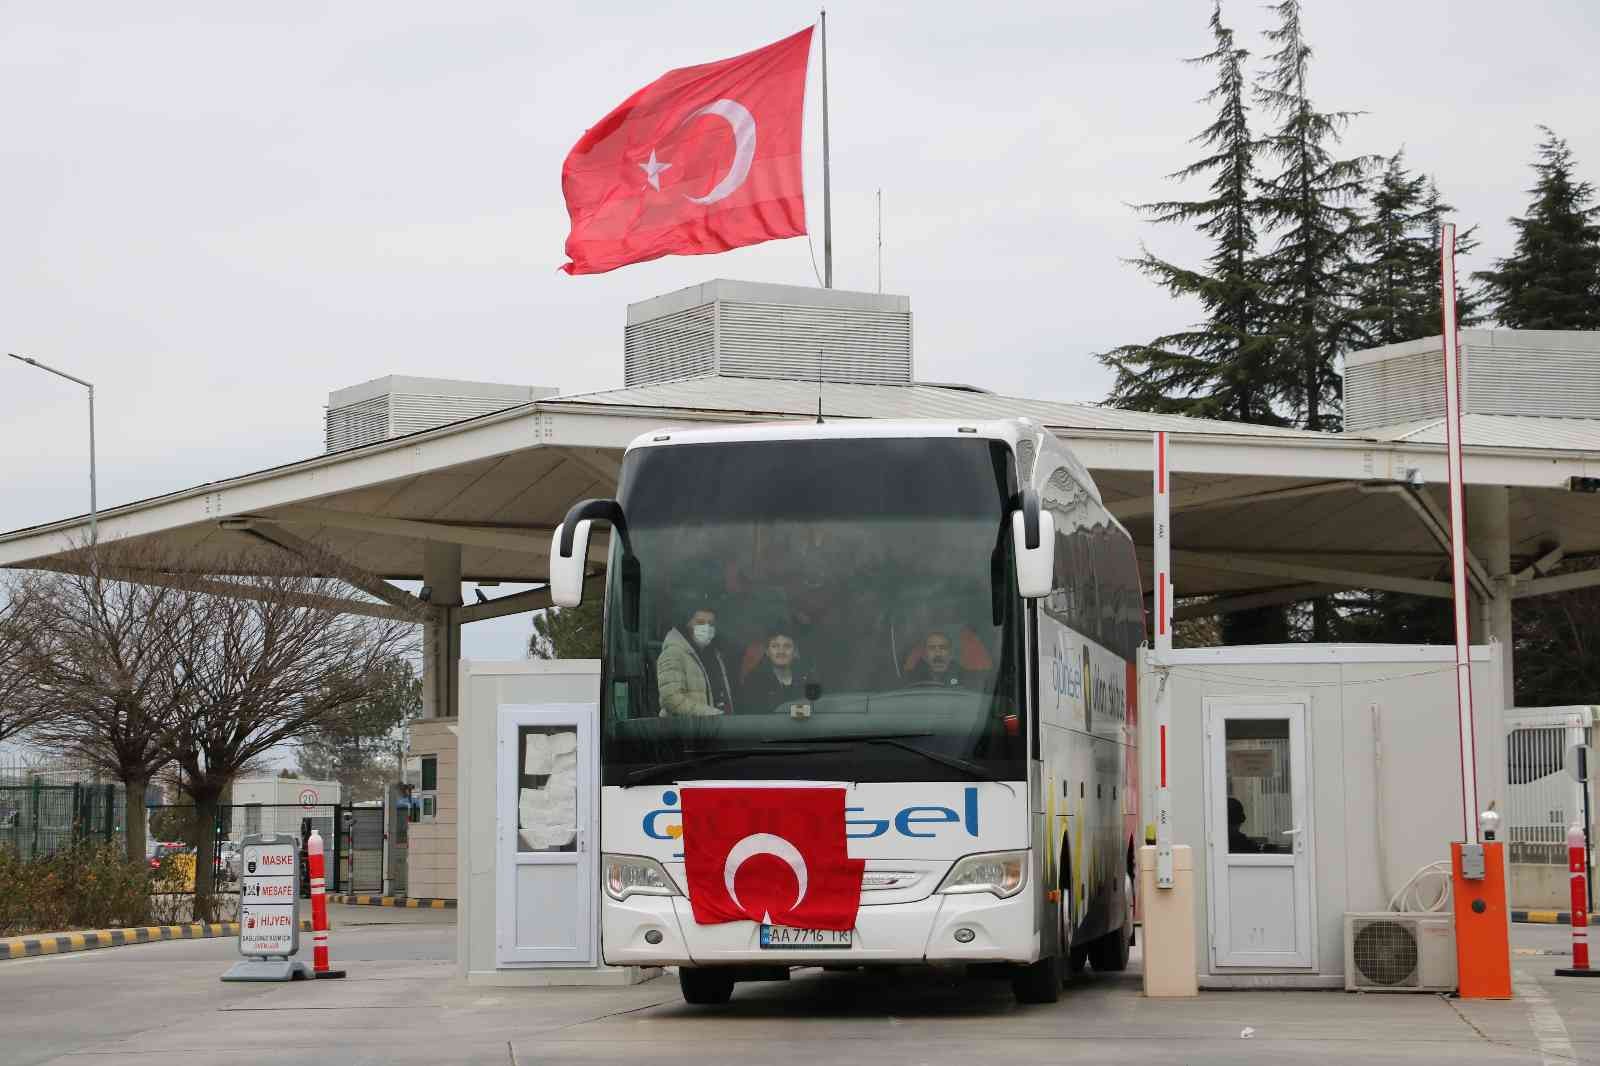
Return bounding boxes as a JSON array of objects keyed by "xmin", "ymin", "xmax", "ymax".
[{"xmin": 1153, "ymin": 431, "xmax": 1174, "ymax": 890}]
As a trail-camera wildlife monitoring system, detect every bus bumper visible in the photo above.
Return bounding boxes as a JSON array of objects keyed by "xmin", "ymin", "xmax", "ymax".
[{"xmin": 603, "ymin": 890, "xmax": 1039, "ymax": 967}]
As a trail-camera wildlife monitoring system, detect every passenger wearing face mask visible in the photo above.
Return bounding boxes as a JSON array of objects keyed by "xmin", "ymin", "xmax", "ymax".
[{"xmin": 656, "ymin": 605, "xmax": 737, "ymax": 717}]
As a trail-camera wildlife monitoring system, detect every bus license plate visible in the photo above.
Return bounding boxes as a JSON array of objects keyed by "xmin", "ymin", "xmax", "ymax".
[{"xmin": 759, "ymin": 924, "xmax": 852, "ymax": 949}]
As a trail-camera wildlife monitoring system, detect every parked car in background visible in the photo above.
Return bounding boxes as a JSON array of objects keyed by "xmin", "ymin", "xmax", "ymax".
[{"xmin": 148, "ymin": 841, "xmax": 188, "ymax": 870}]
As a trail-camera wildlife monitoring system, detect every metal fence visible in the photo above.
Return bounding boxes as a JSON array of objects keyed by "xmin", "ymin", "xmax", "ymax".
[
  {"xmin": 0, "ymin": 781, "xmax": 125, "ymax": 860},
  {"xmin": 1506, "ymin": 722, "xmax": 1591, "ymax": 865},
  {"xmin": 146, "ymin": 802, "xmax": 390, "ymax": 895}
]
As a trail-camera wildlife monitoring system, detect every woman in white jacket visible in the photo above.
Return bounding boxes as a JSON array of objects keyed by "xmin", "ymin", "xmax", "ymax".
[{"xmin": 655, "ymin": 606, "xmax": 736, "ymax": 716}]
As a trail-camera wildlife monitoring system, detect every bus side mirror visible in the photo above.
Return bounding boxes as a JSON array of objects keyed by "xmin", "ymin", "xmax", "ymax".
[
  {"xmin": 550, "ymin": 498, "xmax": 628, "ymax": 608},
  {"xmin": 1012, "ymin": 508, "xmax": 1055, "ymax": 600},
  {"xmin": 549, "ymin": 519, "xmax": 591, "ymax": 607}
]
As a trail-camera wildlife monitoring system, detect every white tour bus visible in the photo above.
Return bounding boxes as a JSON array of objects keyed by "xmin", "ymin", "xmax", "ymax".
[{"xmin": 549, "ymin": 418, "xmax": 1142, "ymax": 1004}]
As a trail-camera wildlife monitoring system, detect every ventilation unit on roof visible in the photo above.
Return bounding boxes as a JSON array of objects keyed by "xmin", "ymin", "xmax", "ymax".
[
  {"xmin": 1342, "ymin": 329, "xmax": 1600, "ymax": 432},
  {"xmin": 324, "ymin": 376, "xmax": 556, "ymax": 453},
  {"xmin": 624, "ymin": 279, "xmax": 913, "ymax": 388}
]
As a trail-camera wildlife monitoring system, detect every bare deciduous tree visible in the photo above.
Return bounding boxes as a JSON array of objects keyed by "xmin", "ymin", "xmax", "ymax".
[
  {"xmin": 0, "ymin": 573, "xmax": 51, "ymax": 745},
  {"xmin": 14, "ymin": 542, "xmax": 417, "ymax": 914},
  {"xmin": 19, "ymin": 551, "xmax": 192, "ymax": 863},
  {"xmin": 159, "ymin": 554, "xmax": 415, "ymax": 917}
]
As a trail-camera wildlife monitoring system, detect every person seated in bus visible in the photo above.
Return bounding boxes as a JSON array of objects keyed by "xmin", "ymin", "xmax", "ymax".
[
  {"xmin": 656, "ymin": 604, "xmax": 737, "ymax": 717},
  {"xmin": 739, "ymin": 624, "xmax": 819, "ymax": 713},
  {"xmin": 908, "ymin": 630, "xmax": 975, "ymax": 688}
]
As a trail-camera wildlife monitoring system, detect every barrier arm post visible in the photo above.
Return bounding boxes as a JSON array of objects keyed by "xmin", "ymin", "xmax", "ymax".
[
  {"xmin": 1153, "ymin": 431, "xmax": 1174, "ymax": 890},
  {"xmin": 1441, "ymin": 223, "xmax": 1512, "ymax": 999}
]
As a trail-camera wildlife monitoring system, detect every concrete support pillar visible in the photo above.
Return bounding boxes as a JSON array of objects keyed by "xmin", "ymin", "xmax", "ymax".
[
  {"xmin": 1466, "ymin": 486, "xmax": 1514, "ymax": 709},
  {"xmin": 422, "ymin": 543, "xmax": 463, "ymax": 720}
]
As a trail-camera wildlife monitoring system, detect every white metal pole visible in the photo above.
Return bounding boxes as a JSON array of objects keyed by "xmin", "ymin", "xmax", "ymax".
[
  {"xmin": 7, "ymin": 353, "xmax": 97, "ymax": 547},
  {"xmin": 1440, "ymin": 224, "xmax": 1480, "ymax": 845},
  {"xmin": 1153, "ymin": 431, "xmax": 1174, "ymax": 888},
  {"xmin": 820, "ymin": 8, "xmax": 832, "ymax": 289}
]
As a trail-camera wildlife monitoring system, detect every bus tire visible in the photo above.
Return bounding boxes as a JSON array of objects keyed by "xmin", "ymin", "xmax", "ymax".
[
  {"xmin": 678, "ymin": 967, "xmax": 735, "ymax": 1005},
  {"xmin": 1011, "ymin": 952, "xmax": 1062, "ymax": 1004},
  {"xmin": 1088, "ymin": 876, "xmax": 1134, "ymax": 973}
]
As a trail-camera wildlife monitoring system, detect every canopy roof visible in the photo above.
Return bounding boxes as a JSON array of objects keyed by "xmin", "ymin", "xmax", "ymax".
[{"xmin": 4, "ymin": 375, "xmax": 1599, "ymax": 615}]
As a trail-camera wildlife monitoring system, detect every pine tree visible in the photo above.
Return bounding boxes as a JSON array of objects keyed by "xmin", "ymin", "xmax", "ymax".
[
  {"xmin": 1474, "ymin": 128, "xmax": 1600, "ymax": 329},
  {"xmin": 529, "ymin": 599, "xmax": 605, "ymax": 659},
  {"xmin": 1350, "ymin": 154, "xmax": 1479, "ymax": 347},
  {"xmin": 1098, "ymin": 2, "xmax": 1279, "ymax": 424},
  {"xmin": 1421, "ymin": 178, "xmax": 1481, "ymax": 331},
  {"xmin": 1252, "ymin": 0, "xmax": 1373, "ymax": 431}
]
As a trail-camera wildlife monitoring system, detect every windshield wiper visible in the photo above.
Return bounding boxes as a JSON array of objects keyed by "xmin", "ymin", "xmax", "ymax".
[
  {"xmin": 764, "ymin": 734, "xmax": 1015, "ymax": 792},
  {"xmin": 624, "ymin": 746, "xmax": 845, "ymax": 786}
]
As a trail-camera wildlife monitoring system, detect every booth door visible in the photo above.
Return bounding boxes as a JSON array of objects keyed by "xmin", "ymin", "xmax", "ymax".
[
  {"xmin": 496, "ymin": 704, "xmax": 596, "ymax": 966},
  {"xmin": 1205, "ymin": 697, "xmax": 1314, "ymax": 969}
]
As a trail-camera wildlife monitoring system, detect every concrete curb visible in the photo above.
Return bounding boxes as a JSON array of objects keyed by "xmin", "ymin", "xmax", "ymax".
[
  {"xmin": 1513, "ymin": 909, "xmax": 1600, "ymax": 925},
  {"xmin": 1, "ymin": 919, "xmax": 318, "ymax": 960},
  {"xmin": 329, "ymin": 895, "xmax": 455, "ymax": 909}
]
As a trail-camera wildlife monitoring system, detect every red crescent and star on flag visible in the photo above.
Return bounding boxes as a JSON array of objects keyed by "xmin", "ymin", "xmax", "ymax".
[
  {"xmin": 680, "ymin": 786, "xmax": 865, "ymax": 930},
  {"xmin": 560, "ymin": 27, "xmax": 814, "ymax": 276}
]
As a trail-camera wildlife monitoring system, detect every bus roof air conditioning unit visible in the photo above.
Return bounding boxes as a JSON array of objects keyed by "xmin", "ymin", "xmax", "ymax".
[{"xmin": 1344, "ymin": 913, "xmax": 1456, "ymax": 992}]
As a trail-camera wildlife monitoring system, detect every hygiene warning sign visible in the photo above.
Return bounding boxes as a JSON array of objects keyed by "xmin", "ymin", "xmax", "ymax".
[{"xmin": 237, "ymin": 836, "xmax": 300, "ymax": 957}]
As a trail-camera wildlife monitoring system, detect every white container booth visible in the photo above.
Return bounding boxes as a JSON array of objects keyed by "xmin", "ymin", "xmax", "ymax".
[
  {"xmin": 1138, "ymin": 643, "xmax": 1506, "ymax": 988},
  {"xmin": 456, "ymin": 658, "xmax": 659, "ymax": 987}
]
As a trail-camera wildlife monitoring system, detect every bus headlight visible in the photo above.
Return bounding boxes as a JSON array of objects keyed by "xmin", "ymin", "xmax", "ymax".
[
  {"xmin": 603, "ymin": 854, "xmax": 680, "ymax": 901},
  {"xmin": 935, "ymin": 850, "xmax": 1028, "ymax": 898}
]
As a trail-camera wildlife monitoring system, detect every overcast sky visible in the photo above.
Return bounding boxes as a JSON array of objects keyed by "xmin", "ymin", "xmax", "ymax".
[{"xmin": 3, "ymin": 1, "xmax": 1597, "ymax": 658}]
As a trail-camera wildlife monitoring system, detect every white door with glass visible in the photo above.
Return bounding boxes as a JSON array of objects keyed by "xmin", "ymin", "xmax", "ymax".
[
  {"xmin": 1205, "ymin": 697, "xmax": 1314, "ymax": 969},
  {"xmin": 496, "ymin": 704, "xmax": 596, "ymax": 966}
]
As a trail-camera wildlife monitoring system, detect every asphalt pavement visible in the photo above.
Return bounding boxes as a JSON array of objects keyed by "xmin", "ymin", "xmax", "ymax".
[{"xmin": 5, "ymin": 908, "xmax": 1600, "ymax": 1065}]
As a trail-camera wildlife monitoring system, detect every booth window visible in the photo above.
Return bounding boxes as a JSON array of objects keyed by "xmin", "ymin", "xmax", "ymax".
[
  {"xmin": 1224, "ymin": 719, "xmax": 1292, "ymax": 854},
  {"xmin": 517, "ymin": 726, "xmax": 578, "ymax": 853}
]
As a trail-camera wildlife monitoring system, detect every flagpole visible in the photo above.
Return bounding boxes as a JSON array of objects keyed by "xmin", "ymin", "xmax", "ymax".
[{"xmin": 820, "ymin": 8, "xmax": 833, "ymax": 289}]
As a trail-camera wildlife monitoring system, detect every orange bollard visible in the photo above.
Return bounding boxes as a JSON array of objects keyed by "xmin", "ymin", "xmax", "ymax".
[
  {"xmin": 1555, "ymin": 824, "xmax": 1600, "ymax": 978},
  {"xmin": 1452, "ymin": 840, "xmax": 1511, "ymax": 998},
  {"xmin": 307, "ymin": 829, "xmax": 346, "ymax": 980}
]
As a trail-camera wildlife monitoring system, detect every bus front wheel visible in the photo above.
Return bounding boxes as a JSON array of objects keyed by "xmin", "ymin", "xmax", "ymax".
[
  {"xmin": 1088, "ymin": 875, "xmax": 1134, "ymax": 973},
  {"xmin": 1011, "ymin": 951, "xmax": 1062, "ymax": 1004},
  {"xmin": 678, "ymin": 966, "xmax": 735, "ymax": 1005}
]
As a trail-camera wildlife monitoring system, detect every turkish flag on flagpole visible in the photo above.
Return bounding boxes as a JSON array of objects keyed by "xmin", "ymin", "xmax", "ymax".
[{"xmin": 560, "ymin": 27, "xmax": 813, "ymax": 276}]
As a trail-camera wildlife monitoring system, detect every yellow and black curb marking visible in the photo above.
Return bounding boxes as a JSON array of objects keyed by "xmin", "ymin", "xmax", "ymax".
[
  {"xmin": 2, "ymin": 918, "xmax": 317, "ymax": 961},
  {"xmin": 329, "ymin": 894, "xmax": 455, "ymax": 909},
  {"xmin": 1513, "ymin": 909, "xmax": 1600, "ymax": 925}
]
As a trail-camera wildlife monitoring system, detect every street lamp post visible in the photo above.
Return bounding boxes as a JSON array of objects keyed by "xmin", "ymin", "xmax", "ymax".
[{"xmin": 7, "ymin": 353, "xmax": 96, "ymax": 546}]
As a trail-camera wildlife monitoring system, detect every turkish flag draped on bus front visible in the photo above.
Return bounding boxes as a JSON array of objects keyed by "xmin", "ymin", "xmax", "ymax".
[
  {"xmin": 559, "ymin": 27, "xmax": 813, "ymax": 275},
  {"xmin": 681, "ymin": 787, "xmax": 864, "ymax": 930}
]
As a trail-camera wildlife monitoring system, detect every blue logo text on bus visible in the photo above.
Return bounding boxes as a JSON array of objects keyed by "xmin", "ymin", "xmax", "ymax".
[{"xmin": 642, "ymin": 787, "xmax": 981, "ymax": 842}]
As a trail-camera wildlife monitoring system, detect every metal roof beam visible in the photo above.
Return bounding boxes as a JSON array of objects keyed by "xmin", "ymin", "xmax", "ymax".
[
  {"xmin": 1172, "ymin": 549, "xmax": 1453, "ymax": 599},
  {"xmin": 561, "ymin": 448, "xmax": 624, "ymax": 488},
  {"xmin": 1109, "ymin": 480, "xmax": 1356, "ymax": 521},
  {"xmin": 1173, "ymin": 583, "xmax": 1345, "ymax": 621},
  {"xmin": 457, "ymin": 574, "xmax": 606, "ymax": 624},
  {"xmin": 1513, "ymin": 567, "xmax": 1600, "ymax": 599},
  {"xmin": 34, "ymin": 560, "xmax": 417, "ymax": 622},
  {"xmin": 1517, "ymin": 544, "xmax": 1566, "ymax": 581},
  {"xmin": 1357, "ymin": 484, "xmax": 1494, "ymax": 600},
  {"xmin": 229, "ymin": 522, "xmax": 429, "ymax": 617},
  {"xmin": 264, "ymin": 506, "xmax": 554, "ymax": 556}
]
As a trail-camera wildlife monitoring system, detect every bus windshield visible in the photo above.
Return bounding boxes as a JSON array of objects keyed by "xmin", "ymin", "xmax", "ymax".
[{"xmin": 599, "ymin": 436, "xmax": 1026, "ymax": 786}]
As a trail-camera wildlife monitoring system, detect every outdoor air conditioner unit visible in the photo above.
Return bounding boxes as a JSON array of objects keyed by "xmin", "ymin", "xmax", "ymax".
[{"xmin": 1344, "ymin": 912, "xmax": 1457, "ymax": 992}]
